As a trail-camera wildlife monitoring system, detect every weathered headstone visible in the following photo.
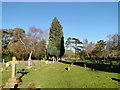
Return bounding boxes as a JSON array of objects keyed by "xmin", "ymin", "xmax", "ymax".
[
  {"xmin": 67, "ymin": 66, "xmax": 71, "ymax": 71},
  {"xmin": 84, "ymin": 63, "xmax": 86, "ymax": 68},
  {"xmin": 6, "ymin": 62, "xmax": 10, "ymax": 68},
  {"xmin": 45, "ymin": 60, "xmax": 48, "ymax": 64},
  {"xmin": 71, "ymin": 63, "xmax": 73, "ymax": 66},
  {"xmin": 4, "ymin": 57, "xmax": 19, "ymax": 88},
  {"xmin": 0, "ymin": 68, "xmax": 3, "ymax": 72},
  {"xmin": 3, "ymin": 59, "xmax": 5, "ymax": 63},
  {"xmin": 9, "ymin": 57, "xmax": 19, "ymax": 78},
  {"xmin": 53, "ymin": 57, "xmax": 55, "ymax": 63}
]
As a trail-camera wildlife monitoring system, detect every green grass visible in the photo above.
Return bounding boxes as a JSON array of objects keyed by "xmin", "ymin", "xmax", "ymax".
[
  {"xmin": 1, "ymin": 61, "xmax": 119, "ymax": 88},
  {"xmin": 1, "ymin": 66, "xmax": 11, "ymax": 86},
  {"xmin": 19, "ymin": 62, "xmax": 118, "ymax": 88}
]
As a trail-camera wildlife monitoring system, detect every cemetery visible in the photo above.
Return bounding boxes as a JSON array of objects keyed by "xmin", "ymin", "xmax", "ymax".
[
  {"xmin": 0, "ymin": 57, "xmax": 119, "ymax": 88},
  {"xmin": 1, "ymin": 2, "xmax": 119, "ymax": 89}
]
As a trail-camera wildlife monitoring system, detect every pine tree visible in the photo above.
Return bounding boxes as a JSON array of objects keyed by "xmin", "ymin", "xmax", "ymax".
[{"xmin": 47, "ymin": 17, "xmax": 65, "ymax": 58}]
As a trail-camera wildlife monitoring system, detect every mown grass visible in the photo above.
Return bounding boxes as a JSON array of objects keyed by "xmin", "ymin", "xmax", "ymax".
[
  {"xmin": 18, "ymin": 62, "xmax": 119, "ymax": 88},
  {"xmin": 1, "ymin": 66, "xmax": 11, "ymax": 86},
  {"xmin": 1, "ymin": 61, "xmax": 119, "ymax": 88}
]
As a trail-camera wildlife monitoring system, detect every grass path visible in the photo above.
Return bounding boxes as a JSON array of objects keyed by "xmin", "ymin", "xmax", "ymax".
[{"xmin": 18, "ymin": 62, "xmax": 118, "ymax": 88}]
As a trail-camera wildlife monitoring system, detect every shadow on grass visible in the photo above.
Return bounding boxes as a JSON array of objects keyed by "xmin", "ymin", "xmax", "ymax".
[
  {"xmin": 14, "ymin": 69, "xmax": 29, "ymax": 89},
  {"xmin": 59, "ymin": 61, "xmax": 120, "ymax": 73},
  {"xmin": 111, "ymin": 78, "xmax": 120, "ymax": 82}
]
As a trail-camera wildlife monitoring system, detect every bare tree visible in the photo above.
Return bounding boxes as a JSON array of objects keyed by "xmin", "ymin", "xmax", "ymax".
[
  {"xmin": 19, "ymin": 27, "xmax": 47, "ymax": 67},
  {"xmin": 8, "ymin": 27, "xmax": 47, "ymax": 67},
  {"xmin": 83, "ymin": 39, "xmax": 95, "ymax": 58}
]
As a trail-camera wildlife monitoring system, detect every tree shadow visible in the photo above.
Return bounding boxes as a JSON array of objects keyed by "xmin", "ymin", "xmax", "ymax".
[
  {"xmin": 59, "ymin": 60, "xmax": 120, "ymax": 73},
  {"xmin": 111, "ymin": 78, "xmax": 120, "ymax": 82}
]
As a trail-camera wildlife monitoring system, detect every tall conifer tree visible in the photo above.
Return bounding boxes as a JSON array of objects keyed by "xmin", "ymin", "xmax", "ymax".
[{"xmin": 47, "ymin": 17, "xmax": 65, "ymax": 58}]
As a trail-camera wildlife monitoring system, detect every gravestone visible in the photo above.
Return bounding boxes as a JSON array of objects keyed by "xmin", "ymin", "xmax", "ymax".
[
  {"xmin": 9, "ymin": 57, "xmax": 19, "ymax": 78},
  {"xmin": 3, "ymin": 59, "xmax": 5, "ymax": 63},
  {"xmin": 0, "ymin": 68, "xmax": 4, "ymax": 72},
  {"xmin": 84, "ymin": 63, "xmax": 86, "ymax": 68},
  {"xmin": 45, "ymin": 60, "xmax": 48, "ymax": 64},
  {"xmin": 67, "ymin": 66, "xmax": 71, "ymax": 71},
  {"xmin": 71, "ymin": 63, "xmax": 73, "ymax": 66},
  {"xmin": 4, "ymin": 57, "xmax": 19, "ymax": 88},
  {"xmin": 6, "ymin": 62, "xmax": 10, "ymax": 68}
]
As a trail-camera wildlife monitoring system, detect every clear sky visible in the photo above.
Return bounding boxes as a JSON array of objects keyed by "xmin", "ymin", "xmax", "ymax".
[{"xmin": 2, "ymin": 2, "xmax": 118, "ymax": 43}]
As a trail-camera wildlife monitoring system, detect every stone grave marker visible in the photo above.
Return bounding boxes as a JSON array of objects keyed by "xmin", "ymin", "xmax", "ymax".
[
  {"xmin": 6, "ymin": 62, "xmax": 10, "ymax": 68},
  {"xmin": 68, "ymin": 66, "xmax": 71, "ymax": 71},
  {"xmin": 71, "ymin": 62, "xmax": 73, "ymax": 66},
  {"xmin": 3, "ymin": 59, "xmax": 5, "ymax": 64},
  {"xmin": 9, "ymin": 57, "xmax": 19, "ymax": 78},
  {"xmin": 45, "ymin": 60, "xmax": 48, "ymax": 64},
  {"xmin": 4, "ymin": 57, "xmax": 19, "ymax": 88}
]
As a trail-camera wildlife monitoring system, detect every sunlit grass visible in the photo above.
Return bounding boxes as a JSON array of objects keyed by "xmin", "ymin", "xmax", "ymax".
[
  {"xmin": 1, "ymin": 61, "xmax": 119, "ymax": 88},
  {"xmin": 18, "ymin": 62, "xmax": 118, "ymax": 88}
]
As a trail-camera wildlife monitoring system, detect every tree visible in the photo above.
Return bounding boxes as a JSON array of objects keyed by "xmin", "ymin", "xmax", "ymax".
[
  {"xmin": 106, "ymin": 34, "xmax": 120, "ymax": 65},
  {"xmin": 47, "ymin": 17, "xmax": 65, "ymax": 60},
  {"xmin": 97, "ymin": 40, "xmax": 106, "ymax": 51},
  {"xmin": 107, "ymin": 34, "xmax": 119, "ymax": 58},
  {"xmin": 65, "ymin": 37, "xmax": 72, "ymax": 50},
  {"xmin": 19, "ymin": 27, "xmax": 47, "ymax": 66},
  {"xmin": 8, "ymin": 28, "xmax": 27, "ymax": 60},
  {"xmin": 8, "ymin": 27, "xmax": 46, "ymax": 66},
  {"xmin": 82, "ymin": 39, "xmax": 95, "ymax": 58},
  {"xmin": 11, "ymin": 28, "xmax": 25, "ymax": 42},
  {"xmin": 33, "ymin": 39, "xmax": 46, "ymax": 59},
  {"xmin": 1, "ymin": 29, "xmax": 14, "ymax": 61},
  {"xmin": 63, "ymin": 50, "xmax": 74, "ymax": 59},
  {"xmin": 8, "ymin": 40, "xmax": 28, "ymax": 60},
  {"xmin": 71, "ymin": 38, "xmax": 83, "ymax": 58}
]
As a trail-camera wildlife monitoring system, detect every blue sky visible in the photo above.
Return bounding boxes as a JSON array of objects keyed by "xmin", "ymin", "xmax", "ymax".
[{"xmin": 2, "ymin": 2, "xmax": 118, "ymax": 43}]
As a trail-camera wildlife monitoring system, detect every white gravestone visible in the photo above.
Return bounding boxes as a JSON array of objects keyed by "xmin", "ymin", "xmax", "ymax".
[
  {"xmin": 68, "ymin": 66, "xmax": 71, "ymax": 71},
  {"xmin": 71, "ymin": 63, "xmax": 73, "ymax": 66},
  {"xmin": 6, "ymin": 62, "xmax": 10, "ymax": 67},
  {"xmin": 45, "ymin": 60, "xmax": 48, "ymax": 64}
]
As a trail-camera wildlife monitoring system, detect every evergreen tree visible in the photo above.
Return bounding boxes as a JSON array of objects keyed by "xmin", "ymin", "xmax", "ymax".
[{"xmin": 47, "ymin": 17, "xmax": 65, "ymax": 58}]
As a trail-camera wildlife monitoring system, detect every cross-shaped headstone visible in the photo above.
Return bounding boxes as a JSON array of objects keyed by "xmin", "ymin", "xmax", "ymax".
[{"xmin": 9, "ymin": 57, "xmax": 19, "ymax": 78}]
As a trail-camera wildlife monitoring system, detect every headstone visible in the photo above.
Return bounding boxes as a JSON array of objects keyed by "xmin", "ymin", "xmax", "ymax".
[
  {"xmin": 4, "ymin": 57, "xmax": 19, "ymax": 88},
  {"xmin": 67, "ymin": 66, "xmax": 71, "ymax": 71},
  {"xmin": 84, "ymin": 63, "xmax": 86, "ymax": 68},
  {"xmin": 71, "ymin": 63, "xmax": 73, "ymax": 66},
  {"xmin": 6, "ymin": 62, "xmax": 10, "ymax": 68},
  {"xmin": 9, "ymin": 57, "xmax": 19, "ymax": 78},
  {"xmin": 3, "ymin": 59, "xmax": 5, "ymax": 63},
  {"xmin": 45, "ymin": 60, "xmax": 48, "ymax": 64},
  {"xmin": 0, "ymin": 68, "xmax": 3, "ymax": 72},
  {"xmin": 111, "ymin": 65, "xmax": 113, "ymax": 69}
]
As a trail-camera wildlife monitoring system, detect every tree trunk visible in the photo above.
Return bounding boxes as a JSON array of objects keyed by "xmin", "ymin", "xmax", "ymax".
[
  {"xmin": 87, "ymin": 53, "xmax": 89, "ymax": 58},
  {"xmin": 28, "ymin": 51, "xmax": 32, "ymax": 67}
]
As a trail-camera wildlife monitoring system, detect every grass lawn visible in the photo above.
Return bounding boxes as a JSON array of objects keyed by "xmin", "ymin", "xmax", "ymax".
[
  {"xmin": 16, "ymin": 62, "xmax": 119, "ymax": 88},
  {"xmin": 1, "ymin": 61, "xmax": 119, "ymax": 88},
  {"xmin": 1, "ymin": 65, "xmax": 11, "ymax": 86}
]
